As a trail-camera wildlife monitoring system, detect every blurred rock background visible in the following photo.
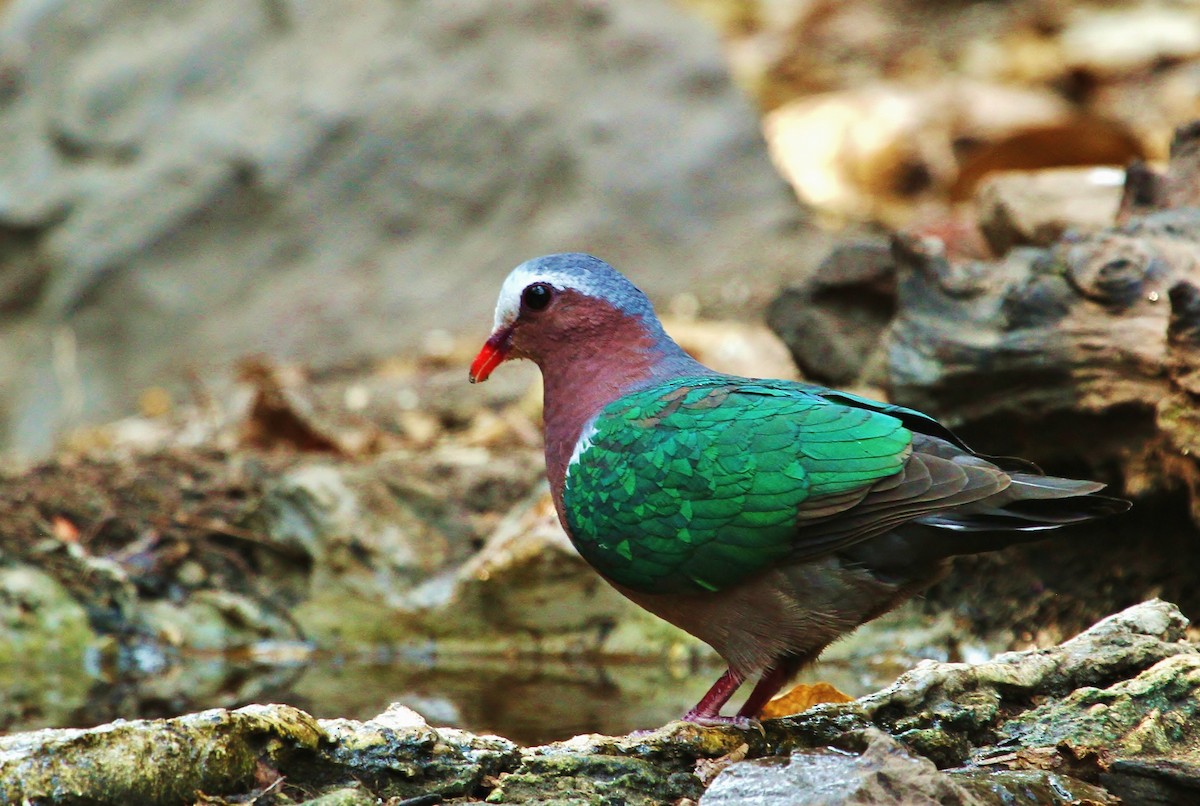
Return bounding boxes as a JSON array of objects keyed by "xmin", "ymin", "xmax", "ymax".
[
  {"xmin": 2, "ymin": 0, "xmax": 1195, "ymax": 457},
  {"xmin": 0, "ymin": 0, "xmax": 816, "ymax": 456},
  {"xmin": 1, "ymin": 0, "xmax": 1196, "ymax": 456}
]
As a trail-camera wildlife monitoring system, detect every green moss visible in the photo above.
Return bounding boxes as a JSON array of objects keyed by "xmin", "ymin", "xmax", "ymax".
[
  {"xmin": 999, "ymin": 654, "xmax": 1200, "ymax": 757},
  {"xmin": 949, "ymin": 769, "xmax": 1117, "ymax": 804},
  {"xmin": 295, "ymin": 785, "xmax": 379, "ymax": 806},
  {"xmin": 895, "ymin": 727, "xmax": 971, "ymax": 769},
  {"xmin": 0, "ymin": 566, "xmax": 100, "ymax": 731},
  {"xmin": 1, "ymin": 705, "xmax": 323, "ymax": 805},
  {"xmin": 0, "ymin": 566, "xmax": 98, "ymax": 663},
  {"xmin": 488, "ymin": 755, "xmax": 703, "ymax": 804}
]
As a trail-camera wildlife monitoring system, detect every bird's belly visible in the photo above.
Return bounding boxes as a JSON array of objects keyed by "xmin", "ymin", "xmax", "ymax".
[{"xmin": 607, "ymin": 555, "xmax": 921, "ymax": 676}]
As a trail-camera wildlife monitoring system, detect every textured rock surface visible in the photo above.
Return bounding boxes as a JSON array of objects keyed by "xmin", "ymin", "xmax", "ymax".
[
  {"xmin": 0, "ymin": 0, "xmax": 817, "ymax": 455},
  {"xmin": 392, "ymin": 489, "xmax": 693, "ymax": 655},
  {"xmin": 0, "ymin": 704, "xmax": 325, "ymax": 805},
  {"xmin": 1, "ymin": 601, "xmax": 1194, "ymax": 804},
  {"xmin": 701, "ymin": 732, "xmax": 972, "ymax": 805},
  {"xmin": 976, "ymin": 166, "xmax": 1126, "ymax": 254},
  {"xmin": 700, "ymin": 729, "xmax": 1115, "ymax": 805},
  {"xmin": 859, "ymin": 600, "xmax": 1195, "ymax": 768},
  {"xmin": 766, "ymin": 241, "xmax": 895, "ymax": 386},
  {"xmin": 766, "ymin": 121, "xmax": 1200, "ymax": 458}
]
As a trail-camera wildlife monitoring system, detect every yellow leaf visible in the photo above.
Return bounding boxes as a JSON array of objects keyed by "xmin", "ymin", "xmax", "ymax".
[{"xmin": 759, "ymin": 681, "xmax": 853, "ymax": 719}]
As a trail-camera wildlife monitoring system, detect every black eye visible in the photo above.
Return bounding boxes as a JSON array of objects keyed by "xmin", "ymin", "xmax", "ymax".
[{"xmin": 521, "ymin": 283, "xmax": 553, "ymax": 312}]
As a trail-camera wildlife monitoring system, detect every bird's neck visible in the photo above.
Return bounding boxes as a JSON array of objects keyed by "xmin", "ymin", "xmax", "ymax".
[{"xmin": 539, "ymin": 325, "xmax": 707, "ymax": 496}]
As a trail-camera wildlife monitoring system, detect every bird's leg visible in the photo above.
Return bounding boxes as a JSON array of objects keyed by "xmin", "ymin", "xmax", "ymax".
[
  {"xmin": 682, "ymin": 668, "xmax": 751, "ymax": 727},
  {"xmin": 735, "ymin": 664, "xmax": 791, "ymax": 719}
]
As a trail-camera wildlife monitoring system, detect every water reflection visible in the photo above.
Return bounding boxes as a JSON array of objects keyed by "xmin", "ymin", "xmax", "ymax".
[{"xmin": 4, "ymin": 651, "xmax": 911, "ymax": 746}]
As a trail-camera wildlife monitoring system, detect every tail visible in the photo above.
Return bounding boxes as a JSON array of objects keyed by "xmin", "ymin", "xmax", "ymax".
[
  {"xmin": 836, "ymin": 468, "xmax": 1129, "ymax": 582},
  {"xmin": 915, "ymin": 473, "xmax": 1130, "ymax": 534}
]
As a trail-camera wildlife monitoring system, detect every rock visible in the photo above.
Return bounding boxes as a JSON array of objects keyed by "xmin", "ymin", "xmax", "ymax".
[
  {"xmin": 0, "ymin": 704, "xmax": 324, "ymax": 805},
  {"xmin": 139, "ymin": 588, "xmax": 299, "ymax": 650},
  {"xmin": 0, "ymin": 565, "xmax": 98, "ymax": 733},
  {"xmin": 0, "ymin": 565, "xmax": 96, "ymax": 663},
  {"xmin": 2, "ymin": 601, "xmax": 1196, "ymax": 804},
  {"xmin": 1102, "ymin": 757, "xmax": 1200, "ymax": 805},
  {"xmin": 988, "ymin": 652, "xmax": 1200, "ymax": 764},
  {"xmin": 950, "ymin": 769, "xmax": 1117, "ymax": 805},
  {"xmin": 393, "ymin": 489, "xmax": 702, "ymax": 658},
  {"xmin": 859, "ymin": 599, "xmax": 1194, "ymax": 767},
  {"xmin": 702, "ymin": 729, "xmax": 975, "ymax": 805},
  {"xmin": 701, "ymin": 728, "xmax": 1115, "ymax": 805},
  {"xmin": 883, "ymin": 122, "xmax": 1200, "ymax": 455},
  {"xmin": 766, "ymin": 168, "xmax": 1147, "ymax": 388},
  {"xmin": 976, "ymin": 166, "xmax": 1127, "ymax": 255},
  {"xmin": 318, "ymin": 704, "xmax": 520, "ymax": 800},
  {"xmin": 296, "ymin": 786, "xmax": 380, "ymax": 806},
  {"xmin": 488, "ymin": 723, "xmax": 738, "ymax": 805},
  {"xmin": 246, "ymin": 446, "xmax": 543, "ymax": 645},
  {"xmin": 0, "ymin": 0, "xmax": 816, "ymax": 456},
  {"xmin": 766, "ymin": 241, "xmax": 895, "ymax": 386}
]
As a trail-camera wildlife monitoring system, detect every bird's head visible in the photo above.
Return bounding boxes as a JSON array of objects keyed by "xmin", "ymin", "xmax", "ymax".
[{"xmin": 469, "ymin": 253, "xmax": 663, "ymax": 383}]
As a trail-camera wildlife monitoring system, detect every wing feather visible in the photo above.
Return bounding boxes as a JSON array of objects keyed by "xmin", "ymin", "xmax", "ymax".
[
  {"xmin": 563, "ymin": 376, "xmax": 914, "ymax": 593},
  {"xmin": 559, "ymin": 375, "xmax": 1111, "ymax": 596}
]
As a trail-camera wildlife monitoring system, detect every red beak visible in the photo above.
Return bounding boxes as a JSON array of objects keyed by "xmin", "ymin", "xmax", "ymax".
[{"xmin": 469, "ymin": 328, "xmax": 513, "ymax": 383}]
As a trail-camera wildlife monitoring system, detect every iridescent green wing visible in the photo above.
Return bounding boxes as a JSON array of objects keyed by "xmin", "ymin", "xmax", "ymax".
[
  {"xmin": 802, "ymin": 386, "xmax": 970, "ymax": 449},
  {"xmin": 561, "ymin": 377, "xmax": 912, "ymax": 594},
  {"xmin": 806, "ymin": 385, "xmax": 1042, "ymax": 473}
]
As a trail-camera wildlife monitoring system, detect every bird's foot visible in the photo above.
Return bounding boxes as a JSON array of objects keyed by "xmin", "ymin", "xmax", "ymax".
[{"xmin": 681, "ymin": 709, "xmax": 765, "ymax": 735}]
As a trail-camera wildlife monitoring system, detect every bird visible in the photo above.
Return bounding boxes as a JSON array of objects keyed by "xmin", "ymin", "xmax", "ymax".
[{"xmin": 469, "ymin": 252, "xmax": 1130, "ymax": 727}]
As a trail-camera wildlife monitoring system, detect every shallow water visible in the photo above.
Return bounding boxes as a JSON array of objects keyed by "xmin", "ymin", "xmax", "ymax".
[{"xmin": 4, "ymin": 651, "xmax": 911, "ymax": 745}]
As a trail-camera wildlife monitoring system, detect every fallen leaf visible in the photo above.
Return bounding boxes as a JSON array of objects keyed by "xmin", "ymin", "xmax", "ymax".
[
  {"xmin": 759, "ymin": 681, "xmax": 854, "ymax": 719},
  {"xmin": 950, "ymin": 118, "xmax": 1145, "ymax": 200},
  {"xmin": 237, "ymin": 357, "xmax": 343, "ymax": 454}
]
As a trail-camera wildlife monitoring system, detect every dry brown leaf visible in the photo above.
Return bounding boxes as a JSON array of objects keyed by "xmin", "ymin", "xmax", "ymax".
[
  {"xmin": 763, "ymin": 80, "xmax": 1074, "ymax": 224},
  {"xmin": 951, "ymin": 118, "xmax": 1145, "ymax": 201},
  {"xmin": 235, "ymin": 356, "xmax": 384, "ymax": 455},
  {"xmin": 759, "ymin": 681, "xmax": 854, "ymax": 719}
]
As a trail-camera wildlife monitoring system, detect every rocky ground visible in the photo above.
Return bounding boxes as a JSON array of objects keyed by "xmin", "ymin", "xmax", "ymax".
[
  {"xmin": 0, "ymin": 0, "xmax": 817, "ymax": 456},
  {"xmin": 4, "ymin": 601, "xmax": 1197, "ymax": 804}
]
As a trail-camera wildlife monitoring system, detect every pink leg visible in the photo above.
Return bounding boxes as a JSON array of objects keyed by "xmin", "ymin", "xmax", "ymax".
[
  {"xmin": 682, "ymin": 668, "xmax": 750, "ymax": 727},
  {"xmin": 736, "ymin": 665, "xmax": 790, "ymax": 719}
]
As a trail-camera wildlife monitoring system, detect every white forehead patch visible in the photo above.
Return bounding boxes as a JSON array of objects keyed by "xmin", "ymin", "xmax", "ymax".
[{"xmin": 492, "ymin": 261, "xmax": 604, "ymax": 330}]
